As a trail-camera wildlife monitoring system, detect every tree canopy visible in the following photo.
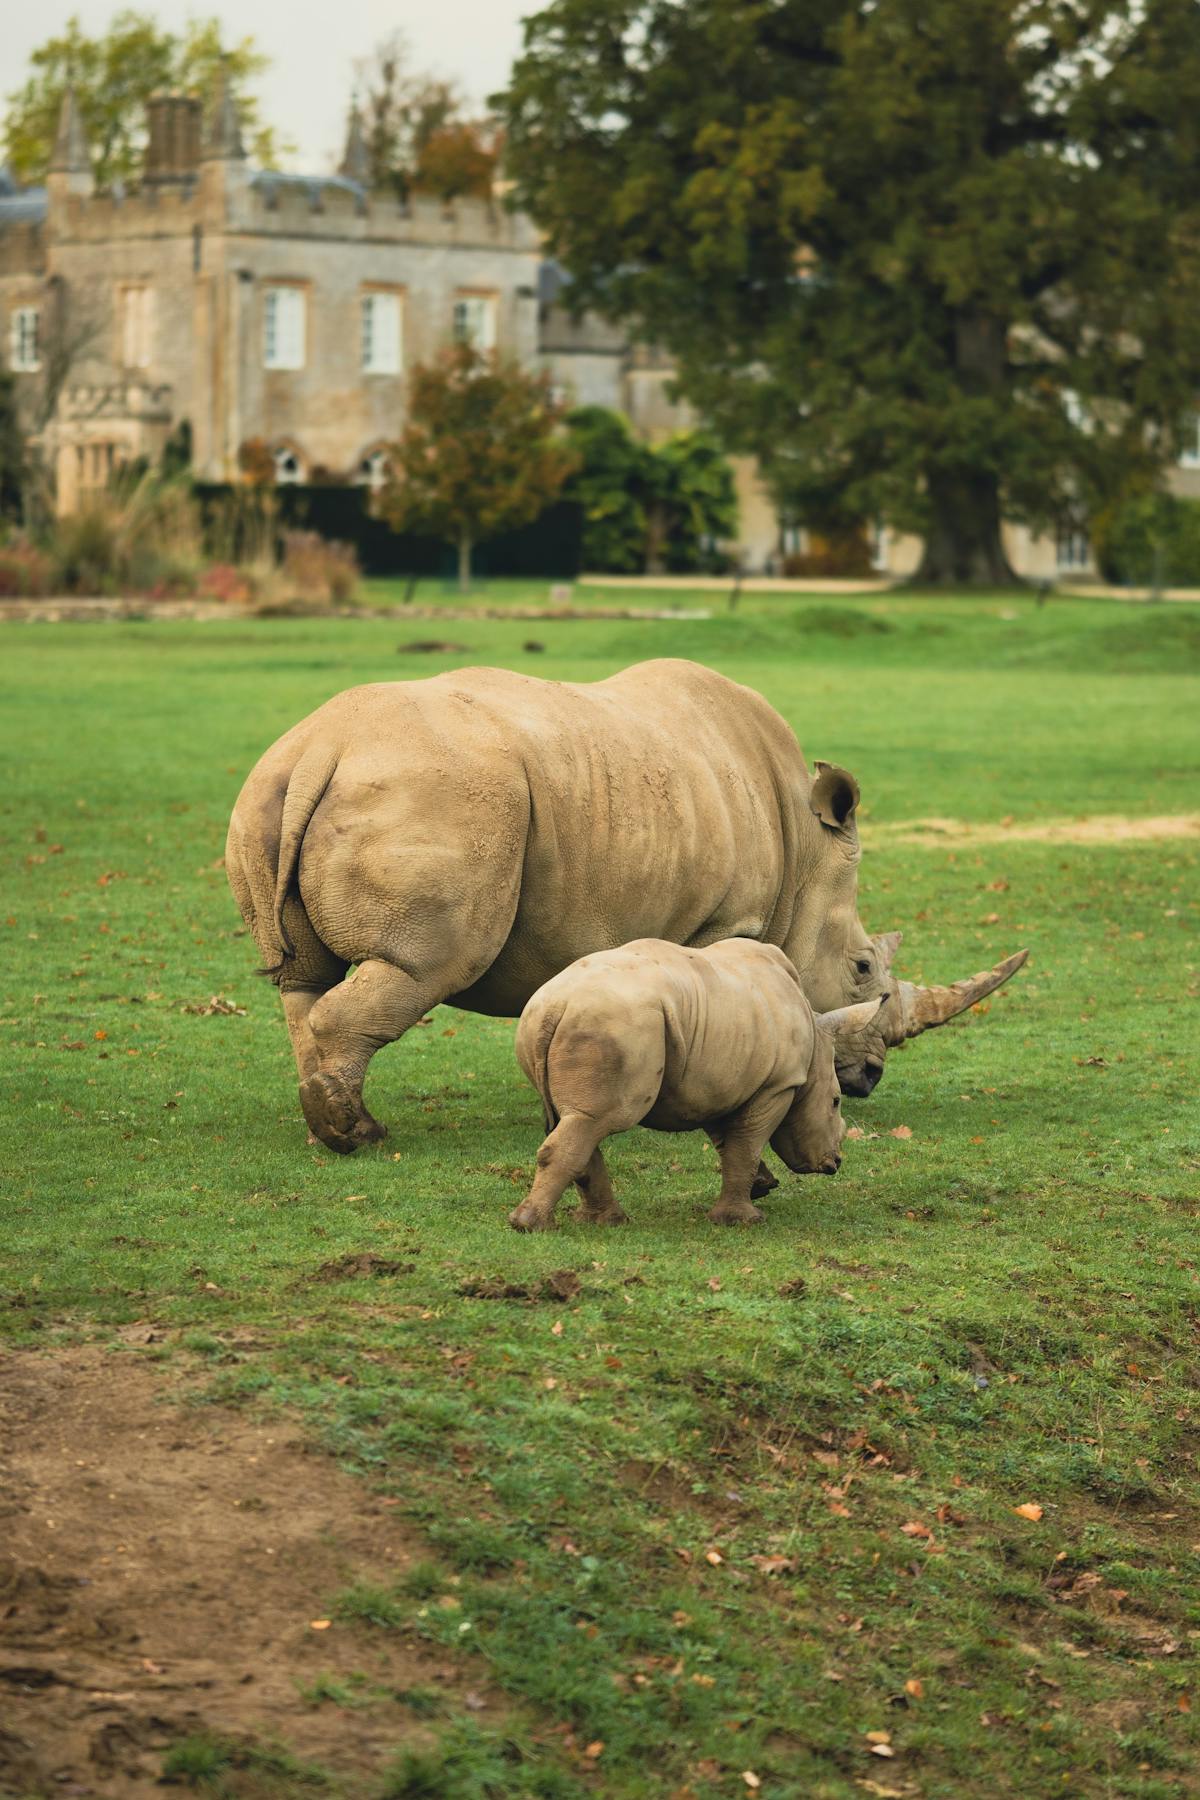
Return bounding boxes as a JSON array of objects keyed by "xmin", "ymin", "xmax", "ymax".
[
  {"xmin": 3, "ymin": 11, "xmax": 282, "ymax": 187},
  {"xmin": 353, "ymin": 33, "xmax": 499, "ymax": 201},
  {"xmin": 379, "ymin": 345, "xmax": 577, "ymax": 589},
  {"xmin": 500, "ymin": 0, "xmax": 1200, "ymax": 583}
]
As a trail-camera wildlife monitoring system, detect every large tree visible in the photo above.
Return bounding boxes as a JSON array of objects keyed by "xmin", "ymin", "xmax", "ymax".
[
  {"xmin": 500, "ymin": 0, "xmax": 1200, "ymax": 584},
  {"xmin": 379, "ymin": 344, "xmax": 577, "ymax": 590},
  {"xmin": 4, "ymin": 11, "xmax": 282, "ymax": 187}
]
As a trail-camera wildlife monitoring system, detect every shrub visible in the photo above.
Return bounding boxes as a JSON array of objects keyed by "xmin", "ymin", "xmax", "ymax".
[
  {"xmin": 281, "ymin": 529, "xmax": 360, "ymax": 603},
  {"xmin": 1094, "ymin": 492, "xmax": 1200, "ymax": 587},
  {"xmin": 197, "ymin": 562, "xmax": 256, "ymax": 606},
  {"xmin": 0, "ymin": 536, "xmax": 55, "ymax": 597}
]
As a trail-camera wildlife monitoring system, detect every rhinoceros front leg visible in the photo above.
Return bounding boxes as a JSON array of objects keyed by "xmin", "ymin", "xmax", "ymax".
[
  {"xmin": 707, "ymin": 1128, "xmax": 779, "ymax": 1204},
  {"xmin": 300, "ymin": 959, "xmax": 444, "ymax": 1155},
  {"xmin": 707, "ymin": 1097, "xmax": 792, "ymax": 1225},
  {"xmin": 708, "ymin": 1133, "xmax": 767, "ymax": 1226}
]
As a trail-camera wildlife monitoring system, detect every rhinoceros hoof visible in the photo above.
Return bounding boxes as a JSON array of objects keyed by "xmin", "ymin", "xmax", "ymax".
[
  {"xmin": 708, "ymin": 1200, "xmax": 766, "ymax": 1226},
  {"xmin": 749, "ymin": 1170, "xmax": 779, "ymax": 1200},
  {"xmin": 509, "ymin": 1203, "xmax": 554, "ymax": 1232},
  {"xmin": 300, "ymin": 1072, "xmax": 387, "ymax": 1155},
  {"xmin": 573, "ymin": 1203, "xmax": 629, "ymax": 1226}
]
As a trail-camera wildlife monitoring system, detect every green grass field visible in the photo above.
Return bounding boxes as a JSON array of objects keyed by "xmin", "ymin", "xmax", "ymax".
[{"xmin": 3, "ymin": 592, "xmax": 1200, "ymax": 1798}]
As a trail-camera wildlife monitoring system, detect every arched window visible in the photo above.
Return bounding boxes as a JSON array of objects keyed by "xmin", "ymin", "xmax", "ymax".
[
  {"xmin": 357, "ymin": 447, "xmax": 391, "ymax": 490},
  {"xmin": 273, "ymin": 444, "xmax": 304, "ymax": 485}
]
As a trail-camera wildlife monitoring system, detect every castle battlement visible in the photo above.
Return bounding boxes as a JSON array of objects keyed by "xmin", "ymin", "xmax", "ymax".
[
  {"xmin": 51, "ymin": 182, "xmax": 202, "ymax": 243},
  {"xmin": 224, "ymin": 177, "xmax": 539, "ymax": 251}
]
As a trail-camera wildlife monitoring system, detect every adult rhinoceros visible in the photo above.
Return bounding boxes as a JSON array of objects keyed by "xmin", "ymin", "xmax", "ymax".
[{"xmin": 226, "ymin": 659, "xmax": 1026, "ymax": 1153}]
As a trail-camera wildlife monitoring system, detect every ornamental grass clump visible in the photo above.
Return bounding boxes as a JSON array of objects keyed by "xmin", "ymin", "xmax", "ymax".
[
  {"xmin": 0, "ymin": 535, "xmax": 55, "ymax": 597},
  {"xmin": 280, "ymin": 529, "xmax": 360, "ymax": 603},
  {"xmin": 48, "ymin": 473, "xmax": 205, "ymax": 597}
]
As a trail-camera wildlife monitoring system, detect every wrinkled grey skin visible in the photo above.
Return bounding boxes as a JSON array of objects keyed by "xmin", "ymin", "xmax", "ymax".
[
  {"xmin": 225, "ymin": 659, "xmax": 1025, "ymax": 1152},
  {"xmin": 511, "ymin": 938, "xmax": 885, "ymax": 1231}
]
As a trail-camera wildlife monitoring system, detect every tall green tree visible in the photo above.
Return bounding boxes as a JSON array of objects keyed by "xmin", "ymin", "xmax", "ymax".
[
  {"xmin": 500, "ymin": 0, "xmax": 1200, "ymax": 585},
  {"xmin": 380, "ymin": 344, "xmax": 577, "ymax": 590},
  {"xmin": 4, "ymin": 12, "xmax": 282, "ymax": 187}
]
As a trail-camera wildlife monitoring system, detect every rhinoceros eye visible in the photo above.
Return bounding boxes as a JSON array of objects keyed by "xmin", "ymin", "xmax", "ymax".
[{"xmin": 855, "ymin": 958, "xmax": 871, "ymax": 974}]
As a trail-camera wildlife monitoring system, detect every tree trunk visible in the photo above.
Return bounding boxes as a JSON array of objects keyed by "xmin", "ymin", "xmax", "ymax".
[
  {"xmin": 915, "ymin": 312, "xmax": 1024, "ymax": 588},
  {"xmin": 457, "ymin": 531, "xmax": 472, "ymax": 593},
  {"xmin": 915, "ymin": 468, "xmax": 1022, "ymax": 587}
]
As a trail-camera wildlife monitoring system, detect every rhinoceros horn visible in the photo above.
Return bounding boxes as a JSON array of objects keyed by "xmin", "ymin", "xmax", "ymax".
[{"xmin": 889, "ymin": 949, "xmax": 1030, "ymax": 1042}]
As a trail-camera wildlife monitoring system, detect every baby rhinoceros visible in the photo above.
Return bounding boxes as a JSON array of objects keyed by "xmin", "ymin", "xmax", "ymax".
[{"xmin": 509, "ymin": 938, "xmax": 884, "ymax": 1231}]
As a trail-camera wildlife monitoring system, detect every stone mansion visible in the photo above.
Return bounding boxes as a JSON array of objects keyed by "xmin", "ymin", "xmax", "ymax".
[
  {"xmin": 5, "ymin": 80, "xmax": 1195, "ymax": 578},
  {"xmin": 0, "ymin": 81, "xmax": 709, "ymax": 536}
]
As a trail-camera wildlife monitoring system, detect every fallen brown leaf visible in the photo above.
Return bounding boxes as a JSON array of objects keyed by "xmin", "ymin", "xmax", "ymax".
[{"xmin": 1013, "ymin": 1502, "xmax": 1044, "ymax": 1521}]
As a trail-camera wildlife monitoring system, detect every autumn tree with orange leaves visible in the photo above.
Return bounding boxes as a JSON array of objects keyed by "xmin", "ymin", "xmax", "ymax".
[{"xmin": 379, "ymin": 345, "xmax": 577, "ymax": 591}]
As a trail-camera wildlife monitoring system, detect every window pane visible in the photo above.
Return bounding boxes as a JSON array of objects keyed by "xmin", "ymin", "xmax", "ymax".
[
  {"xmin": 265, "ymin": 288, "xmax": 304, "ymax": 370},
  {"xmin": 10, "ymin": 307, "xmax": 40, "ymax": 372},
  {"xmin": 453, "ymin": 296, "xmax": 495, "ymax": 352}
]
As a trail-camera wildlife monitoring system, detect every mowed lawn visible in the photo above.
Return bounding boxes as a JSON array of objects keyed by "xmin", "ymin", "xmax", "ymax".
[{"xmin": 3, "ymin": 594, "xmax": 1200, "ymax": 1799}]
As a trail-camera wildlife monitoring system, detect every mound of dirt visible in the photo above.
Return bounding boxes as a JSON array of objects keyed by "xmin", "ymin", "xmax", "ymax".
[{"xmin": 0, "ymin": 1346, "xmax": 506, "ymax": 1797}]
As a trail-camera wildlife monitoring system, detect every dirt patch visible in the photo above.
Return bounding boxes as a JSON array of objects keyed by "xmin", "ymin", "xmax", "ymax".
[
  {"xmin": 457, "ymin": 1270, "xmax": 582, "ymax": 1303},
  {"xmin": 307, "ymin": 1253, "xmax": 416, "ymax": 1283},
  {"xmin": 0, "ymin": 1345, "xmax": 508, "ymax": 1797},
  {"xmin": 866, "ymin": 811, "xmax": 1200, "ymax": 847}
]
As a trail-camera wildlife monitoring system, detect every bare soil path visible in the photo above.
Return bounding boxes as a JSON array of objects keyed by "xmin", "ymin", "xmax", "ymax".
[
  {"xmin": 0, "ymin": 1343, "xmax": 506, "ymax": 1798},
  {"xmin": 865, "ymin": 810, "xmax": 1200, "ymax": 846}
]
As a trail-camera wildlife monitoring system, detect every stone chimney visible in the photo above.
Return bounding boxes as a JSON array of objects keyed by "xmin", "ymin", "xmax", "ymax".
[
  {"xmin": 47, "ymin": 87, "xmax": 93, "ymax": 199},
  {"xmin": 143, "ymin": 92, "xmax": 203, "ymax": 183},
  {"xmin": 202, "ymin": 63, "xmax": 247, "ymax": 163}
]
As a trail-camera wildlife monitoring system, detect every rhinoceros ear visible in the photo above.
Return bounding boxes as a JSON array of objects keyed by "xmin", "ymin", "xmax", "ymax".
[
  {"xmin": 816, "ymin": 995, "xmax": 886, "ymax": 1038},
  {"xmin": 873, "ymin": 929, "xmax": 903, "ymax": 971},
  {"xmin": 810, "ymin": 761, "xmax": 861, "ymax": 831}
]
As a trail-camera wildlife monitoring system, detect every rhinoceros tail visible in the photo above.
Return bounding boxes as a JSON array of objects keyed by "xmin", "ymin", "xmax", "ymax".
[
  {"xmin": 266, "ymin": 748, "xmax": 338, "ymax": 977},
  {"xmin": 530, "ymin": 1007, "xmax": 562, "ymax": 1134}
]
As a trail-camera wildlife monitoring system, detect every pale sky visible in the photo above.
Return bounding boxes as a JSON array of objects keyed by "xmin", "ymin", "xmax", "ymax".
[{"xmin": 1, "ymin": 0, "xmax": 532, "ymax": 174}]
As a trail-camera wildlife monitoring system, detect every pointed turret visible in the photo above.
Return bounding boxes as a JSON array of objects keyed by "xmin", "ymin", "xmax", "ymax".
[
  {"xmin": 203, "ymin": 62, "xmax": 246, "ymax": 162},
  {"xmin": 48, "ymin": 87, "xmax": 93, "ymax": 197},
  {"xmin": 339, "ymin": 103, "xmax": 369, "ymax": 186}
]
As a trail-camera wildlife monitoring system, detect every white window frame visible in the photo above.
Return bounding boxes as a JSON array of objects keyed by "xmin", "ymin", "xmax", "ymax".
[
  {"xmin": 1179, "ymin": 411, "xmax": 1200, "ymax": 470},
  {"xmin": 361, "ymin": 290, "xmax": 402, "ymax": 376},
  {"xmin": 119, "ymin": 285, "xmax": 153, "ymax": 370},
  {"xmin": 1055, "ymin": 519, "xmax": 1091, "ymax": 572},
  {"xmin": 9, "ymin": 306, "xmax": 40, "ymax": 373},
  {"xmin": 452, "ymin": 293, "xmax": 497, "ymax": 353},
  {"xmin": 264, "ymin": 285, "xmax": 306, "ymax": 371}
]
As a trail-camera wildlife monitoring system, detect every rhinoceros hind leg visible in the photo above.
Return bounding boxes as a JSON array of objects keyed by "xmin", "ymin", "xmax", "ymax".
[
  {"xmin": 573, "ymin": 1147, "xmax": 628, "ymax": 1226},
  {"xmin": 511, "ymin": 1114, "xmax": 611, "ymax": 1232},
  {"xmin": 301, "ymin": 958, "xmax": 444, "ymax": 1154}
]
